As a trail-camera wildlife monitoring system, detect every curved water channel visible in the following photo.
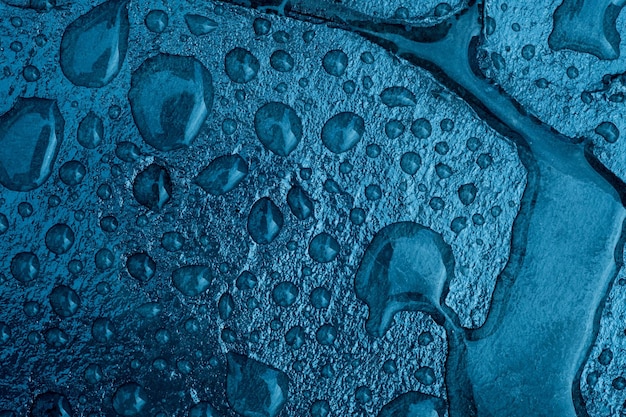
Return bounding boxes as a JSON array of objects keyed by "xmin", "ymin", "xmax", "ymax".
[{"xmin": 220, "ymin": 1, "xmax": 626, "ymax": 415}]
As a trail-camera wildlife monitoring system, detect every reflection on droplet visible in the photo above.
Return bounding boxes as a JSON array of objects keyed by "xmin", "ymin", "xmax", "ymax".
[{"xmin": 60, "ymin": 0, "xmax": 130, "ymax": 87}]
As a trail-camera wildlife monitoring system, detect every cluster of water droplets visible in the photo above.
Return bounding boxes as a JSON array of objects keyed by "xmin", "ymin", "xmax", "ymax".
[{"xmin": 0, "ymin": 0, "xmax": 527, "ymax": 416}]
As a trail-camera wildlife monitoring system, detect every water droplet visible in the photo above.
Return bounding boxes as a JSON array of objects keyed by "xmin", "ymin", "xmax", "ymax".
[
  {"xmin": 316, "ymin": 324, "xmax": 337, "ymax": 345},
  {"xmin": 194, "ymin": 154, "xmax": 248, "ymax": 195},
  {"xmin": 0, "ymin": 97, "xmax": 64, "ymax": 191},
  {"xmin": 226, "ymin": 353, "xmax": 289, "ymax": 417},
  {"xmin": 236, "ymin": 271, "xmax": 257, "ymax": 290},
  {"xmin": 112, "ymin": 382, "xmax": 148, "ymax": 416},
  {"xmin": 22, "ymin": 65, "xmax": 40, "ymax": 82},
  {"xmin": 76, "ymin": 111, "xmax": 104, "ymax": 149},
  {"xmin": 129, "ymin": 54, "xmax": 214, "ymax": 151},
  {"xmin": 253, "ymin": 17, "xmax": 271, "ymax": 36},
  {"xmin": 458, "ymin": 183, "xmax": 478, "ymax": 205},
  {"xmin": 380, "ymin": 86, "xmax": 416, "ymax": 107},
  {"xmin": 322, "ymin": 50, "xmax": 348, "ymax": 76},
  {"xmin": 144, "ymin": 9, "xmax": 168, "ymax": 33},
  {"xmin": 309, "ymin": 233, "xmax": 340, "ymax": 263},
  {"xmin": 385, "ymin": 120, "xmax": 405, "ymax": 139},
  {"xmin": 272, "ymin": 281, "xmax": 299, "ymax": 307},
  {"xmin": 595, "ymin": 121, "xmax": 619, "ymax": 143},
  {"xmin": 45, "ymin": 223, "xmax": 75, "ymax": 255},
  {"xmin": 60, "ymin": 0, "xmax": 129, "ymax": 87},
  {"xmin": 92, "ymin": 317, "xmax": 114, "ymax": 343},
  {"xmin": 321, "ymin": 112, "xmax": 365, "ymax": 154},
  {"xmin": 10, "ymin": 252, "xmax": 39, "ymax": 282},
  {"xmin": 247, "ymin": 197, "xmax": 284, "ymax": 244},
  {"xmin": 254, "ymin": 102, "xmax": 302, "ymax": 156},
  {"xmin": 286, "ymin": 184, "xmax": 314, "ymax": 220},
  {"xmin": 115, "ymin": 141, "xmax": 141, "ymax": 162},
  {"xmin": 410, "ymin": 118, "xmax": 432, "ymax": 139},
  {"xmin": 310, "ymin": 287, "xmax": 331, "ymax": 309},
  {"xmin": 49, "ymin": 285, "xmax": 81, "ymax": 318},
  {"xmin": 172, "ymin": 265, "xmax": 212, "ymax": 296},
  {"xmin": 126, "ymin": 252, "xmax": 156, "ymax": 282},
  {"xmin": 218, "ymin": 292, "xmax": 235, "ymax": 320},
  {"xmin": 285, "ymin": 326, "xmax": 305, "ymax": 349},
  {"xmin": 132, "ymin": 163, "xmax": 172, "ymax": 211},
  {"xmin": 59, "ymin": 160, "xmax": 87, "ymax": 186},
  {"xmin": 30, "ymin": 392, "xmax": 73, "ymax": 417},
  {"xmin": 184, "ymin": 14, "xmax": 217, "ymax": 36},
  {"xmin": 270, "ymin": 50, "xmax": 294, "ymax": 72},
  {"xmin": 224, "ymin": 47, "xmax": 260, "ymax": 84}
]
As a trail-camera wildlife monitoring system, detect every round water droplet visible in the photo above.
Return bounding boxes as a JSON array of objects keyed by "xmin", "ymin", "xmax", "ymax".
[
  {"xmin": 112, "ymin": 382, "xmax": 148, "ymax": 416},
  {"xmin": 411, "ymin": 118, "xmax": 432, "ymax": 139},
  {"xmin": 126, "ymin": 252, "xmax": 156, "ymax": 282},
  {"xmin": 272, "ymin": 281, "xmax": 299, "ymax": 307},
  {"xmin": 45, "ymin": 223, "xmax": 75, "ymax": 255},
  {"xmin": 59, "ymin": 160, "xmax": 86, "ymax": 186},
  {"xmin": 10, "ymin": 252, "xmax": 39, "ymax": 282},
  {"xmin": 49, "ymin": 285, "xmax": 81, "ymax": 317},
  {"xmin": 322, "ymin": 50, "xmax": 348, "ymax": 77},
  {"xmin": 254, "ymin": 102, "xmax": 302, "ymax": 157},
  {"xmin": 308, "ymin": 233, "xmax": 340, "ymax": 263},
  {"xmin": 145, "ymin": 10, "xmax": 168, "ymax": 33},
  {"xmin": 22, "ymin": 65, "xmax": 40, "ymax": 82},
  {"xmin": 224, "ymin": 47, "xmax": 260, "ymax": 84},
  {"xmin": 321, "ymin": 112, "xmax": 364, "ymax": 154},
  {"xmin": 316, "ymin": 324, "xmax": 336, "ymax": 345},
  {"xmin": 270, "ymin": 50, "xmax": 294, "ymax": 72}
]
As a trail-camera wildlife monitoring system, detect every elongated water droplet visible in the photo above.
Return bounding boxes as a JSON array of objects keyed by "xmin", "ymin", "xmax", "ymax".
[
  {"xmin": 0, "ymin": 97, "xmax": 64, "ymax": 191},
  {"xmin": 60, "ymin": 0, "xmax": 130, "ymax": 88}
]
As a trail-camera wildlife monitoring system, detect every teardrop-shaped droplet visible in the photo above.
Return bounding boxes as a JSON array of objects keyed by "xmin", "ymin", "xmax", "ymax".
[
  {"xmin": 129, "ymin": 53, "xmax": 214, "ymax": 151},
  {"xmin": 184, "ymin": 14, "xmax": 218, "ymax": 36},
  {"xmin": 60, "ymin": 0, "xmax": 130, "ymax": 88},
  {"xmin": 0, "ymin": 97, "xmax": 64, "ymax": 191},
  {"xmin": 77, "ymin": 111, "xmax": 104, "ymax": 149},
  {"xmin": 247, "ymin": 197, "xmax": 284, "ymax": 245}
]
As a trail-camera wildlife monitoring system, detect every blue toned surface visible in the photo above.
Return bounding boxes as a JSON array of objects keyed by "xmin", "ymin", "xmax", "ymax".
[{"xmin": 1, "ymin": 1, "xmax": 626, "ymax": 416}]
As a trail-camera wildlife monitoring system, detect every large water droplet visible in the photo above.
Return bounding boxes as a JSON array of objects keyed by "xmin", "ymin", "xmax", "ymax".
[
  {"xmin": 247, "ymin": 197, "xmax": 284, "ymax": 244},
  {"xmin": 321, "ymin": 112, "xmax": 365, "ymax": 154},
  {"xmin": 60, "ymin": 0, "xmax": 129, "ymax": 87},
  {"xmin": 226, "ymin": 353, "xmax": 289, "ymax": 417},
  {"xmin": 129, "ymin": 54, "xmax": 214, "ymax": 151},
  {"xmin": 0, "ymin": 98, "xmax": 64, "ymax": 191},
  {"xmin": 254, "ymin": 102, "xmax": 302, "ymax": 157}
]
